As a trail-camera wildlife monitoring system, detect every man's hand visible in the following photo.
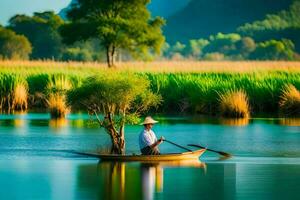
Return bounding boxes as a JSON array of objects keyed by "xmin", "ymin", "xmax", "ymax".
[
  {"xmin": 159, "ymin": 136, "xmax": 165, "ymax": 143},
  {"xmin": 151, "ymin": 136, "xmax": 165, "ymax": 148}
]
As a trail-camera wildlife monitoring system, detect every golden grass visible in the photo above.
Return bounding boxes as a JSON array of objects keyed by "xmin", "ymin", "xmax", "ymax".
[
  {"xmin": 219, "ymin": 90, "xmax": 250, "ymax": 118},
  {"xmin": 1, "ymin": 60, "xmax": 300, "ymax": 73},
  {"xmin": 12, "ymin": 83, "xmax": 28, "ymax": 111},
  {"xmin": 279, "ymin": 85, "xmax": 300, "ymax": 116},
  {"xmin": 48, "ymin": 93, "xmax": 69, "ymax": 119}
]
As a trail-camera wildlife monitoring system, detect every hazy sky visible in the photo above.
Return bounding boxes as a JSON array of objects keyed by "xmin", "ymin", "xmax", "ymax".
[{"xmin": 0, "ymin": 0, "xmax": 70, "ymax": 25}]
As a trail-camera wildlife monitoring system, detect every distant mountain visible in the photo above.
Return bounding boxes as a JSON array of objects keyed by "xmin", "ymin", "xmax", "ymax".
[
  {"xmin": 148, "ymin": 0, "xmax": 191, "ymax": 18},
  {"xmin": 164, "ymin": 0, "xmax": 293, "ymax": 44},
  {"xmin": 59, "ymin": 0, "xmax": 76, "ymax": 19}
]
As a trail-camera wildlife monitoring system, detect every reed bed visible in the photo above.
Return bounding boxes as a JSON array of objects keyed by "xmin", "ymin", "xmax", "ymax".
[
  {"xmin": 47, "ymin": 93, "xmax": 69, "ymax": 119},
  {"xmin": 0, "ymin": 73, "xmax": 28, "ymax": 113},
  {"xmin": 279, "ymin": 85, "xmax": 300, "ymax": 116},
  {"xmin": 1, "ymin": 61, "xmax": 300, "ymax": 116},
  {"xmin": 146, "ymin": 72, "xmax": 300, "ymax": 115},
  {"xmin": 219, "ymin": 90, "xmax": 250, "ymax": 118},
  {"xmin": 12, "ymin": 83, "xmax": 28, "ymax": 111}
]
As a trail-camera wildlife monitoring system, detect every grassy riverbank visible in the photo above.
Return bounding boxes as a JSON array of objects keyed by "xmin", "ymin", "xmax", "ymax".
[{"xmin": 1, "ymin": 61, "xmax": 300, "ymax": 116}]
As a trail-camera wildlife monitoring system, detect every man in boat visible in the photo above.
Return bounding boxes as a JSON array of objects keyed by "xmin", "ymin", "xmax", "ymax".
[{"xmin": 139, "ymin": 116, "xmax": 164, "ymax": 155}]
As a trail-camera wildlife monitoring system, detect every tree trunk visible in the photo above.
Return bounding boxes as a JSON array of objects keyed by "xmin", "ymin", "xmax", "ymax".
[
  {"xmin": 106, "ymin": 113, "xmax": 125, "ymax": 154},
  {"xmin": 106, "ymin": 45, "xmax": 116, "ymax": 68}
]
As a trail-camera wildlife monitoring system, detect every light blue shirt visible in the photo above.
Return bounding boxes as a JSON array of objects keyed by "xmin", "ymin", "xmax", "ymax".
[{"xmin": 139, "ymin": 129, "xmax": 157, "ymax": 149}]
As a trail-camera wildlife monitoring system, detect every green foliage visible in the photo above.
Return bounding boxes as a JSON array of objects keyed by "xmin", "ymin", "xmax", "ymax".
[
  {"xmin": 238, "ymin": 1, "xmax": 300, "ymax": 34},
  {"xmin": 67, "ymin": 73, "xmax": 162, "ymax": 124},
  {"xmin": 0, "ymin": 27, "xmax": 32, "ymax": 60},
  {"xmin": 164, "ymin": 33, "xmax": 258, "ymax": 60},
  {"xmin": 237, "ymin": 1, "xmax": 300, "ymax": 52},
  {"xmin": 188, "ymin": 39, "xmax": 209, "ymax": 58},
  {"xmin": 61, "ymin": 0, "xmax": 165, "ymax": 67},
  {"xmin": 8, "ymin": 11, "xmax": 64, "ymax": 59},
  {"xmin": 203, "ymin": 33, "xmax": 241, "ymax": 58},
  {"xmin": 26, "ymin": 74, "xmax": 51, "ymax": 100},
  {"xmin": 165, "ymin": 32, "xmax": 297, "ymax": 61},
  {"xmin": 236, "ymin": 37, "xmax": 256, "ymax": 58},
  {"xmin": 164, "ymin": 42, "xmax": 187, "ymax": 59},
  {"xmin": 61, "ymin": 48, "xmax": 93, "ymax": 62},
  {"xmin": 250, "ymin": 39, "xmax": 296, "ymax": 60}
]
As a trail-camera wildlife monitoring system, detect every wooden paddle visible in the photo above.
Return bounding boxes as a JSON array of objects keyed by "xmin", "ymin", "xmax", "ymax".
[
  {"xmin": 163, "ymin": 139, "xmax": 193, "ymax": 152},
  {"xmin": 188, "ymin": 144, "xmax": 232, "ymax": 157}
]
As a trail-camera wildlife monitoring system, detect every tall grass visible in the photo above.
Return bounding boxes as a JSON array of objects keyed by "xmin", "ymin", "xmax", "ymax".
[
  {"xmin": 12, "ymin": 83, "xmax": 28, "ymax": 111},
  {"xmin": 25, "ymin": 73, "xmax": 82, "ymax": 109},
  {"xmin": 219, "ymin": 90, "xmax": 250, "ymax": 118},
  {"xmin": 1, "ymin": 60, "xmax": 300, "ymax": 73},
  {"xmin": 279, "ymin": 85, "xmax": 300, "ymax": 116},
  {"xmin": 0, "ymin": 73, "xmax": 28, "ymax": 112},
  {"xmin": 147, "ymin": 72, "xmax": 300, "ymax": 115},
  {"xmin": 1, "ymin": 61, "xmax": 300, "ymax": 116},
  {"xmin": 46, "ymin": 74, "xmax": 73, "ymax": 94},
  {"xmin": 47, "ymin": 93, "xmax": 69, "ymax": 119}
]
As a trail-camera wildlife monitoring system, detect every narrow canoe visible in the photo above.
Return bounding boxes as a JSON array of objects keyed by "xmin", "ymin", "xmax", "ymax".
[{"xmin": 74, "ymin": 149, "xmax": 206, "ymax": 162}]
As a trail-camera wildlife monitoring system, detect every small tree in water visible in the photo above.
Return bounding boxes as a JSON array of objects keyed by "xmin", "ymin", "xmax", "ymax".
[{"xmin": 67, "ymin": 73, "xmax": 161, "ymax": 154}]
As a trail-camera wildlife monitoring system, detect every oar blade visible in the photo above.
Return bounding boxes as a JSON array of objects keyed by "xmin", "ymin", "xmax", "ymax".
[
  {"xmin": 218, "ymin": 151, "xmax": 232, "ymax": 157},
  {"xmin": 188, "ymin": 144, "xmax": 232, "ymax": 157}
]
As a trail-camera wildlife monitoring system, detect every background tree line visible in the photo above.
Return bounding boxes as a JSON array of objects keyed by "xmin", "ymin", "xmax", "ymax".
[
  {"xmin": 0, "ymin": 0, "xmax": 300, "ymax": 61},
  {"xmin": 164, "ymin": 1, "xmax": 300, "ymax": 61}
]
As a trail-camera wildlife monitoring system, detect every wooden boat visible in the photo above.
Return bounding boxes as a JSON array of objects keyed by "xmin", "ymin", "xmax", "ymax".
[{"xmin": 73, "ymin": 148, "xmax": 206, "ymax": 162}]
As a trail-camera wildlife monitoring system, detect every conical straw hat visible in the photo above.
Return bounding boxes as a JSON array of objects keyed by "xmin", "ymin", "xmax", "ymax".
[{"xmin": 141, "ymin": 116, "xmax": 159, "ymax": 125}]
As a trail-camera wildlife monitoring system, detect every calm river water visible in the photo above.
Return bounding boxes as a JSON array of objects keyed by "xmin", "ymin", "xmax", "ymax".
[{"xmin": 0, "ymin": 113, "xmax": 299, "ymax": 200}]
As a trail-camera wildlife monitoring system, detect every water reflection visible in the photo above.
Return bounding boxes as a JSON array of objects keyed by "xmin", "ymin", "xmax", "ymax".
[
  {"xmin": 12, "ymin": 112, "xmax": 27, "ymax": 128},
  {"xmin": 279, "ymin": 118, "xmax": 300, "ymax": 126},
  {"xmin": 219, "ymin": 118, "xmax": 249, "ymax": 126},
  {"xmin": 1, "ymin": 159, "xmax": 300, "ymax": 200},
  {"xmin": 70, "ymin": 119, "xmax": 85, "ymax": 128},
  {"xmin": 141, "ymin": 164, "xmax": 159, "ymax": 200},
  {"xmin": 49, "ymin": 118, "xmax": 70, "ymax": 135},
  {"xmin": 77, "ymin": 160, "xmax": 206, "ymax": 200},
  {"xmin": 49, "ymin": 118, "xmax": 68, "ymax": 129}
]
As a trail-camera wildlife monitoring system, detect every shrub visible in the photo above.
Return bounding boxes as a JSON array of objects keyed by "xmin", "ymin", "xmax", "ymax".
[
  {"xmin": 48, "ymin": 93, "xmax": 69, "ymax": 119},
  {"xmin": 219, "ymin": 90, "xmax": 250, "ymax": 118},
  {"xmin": 279, "ymin": 85, "xmax": 300, "ymax": 116},
  {"xmin": 0, "ymin": 73, "xmax": 28, "ymax": 112},
  {"xmin": 12, "ymin": 83, "xmax": 28, "ymax": 111}
]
